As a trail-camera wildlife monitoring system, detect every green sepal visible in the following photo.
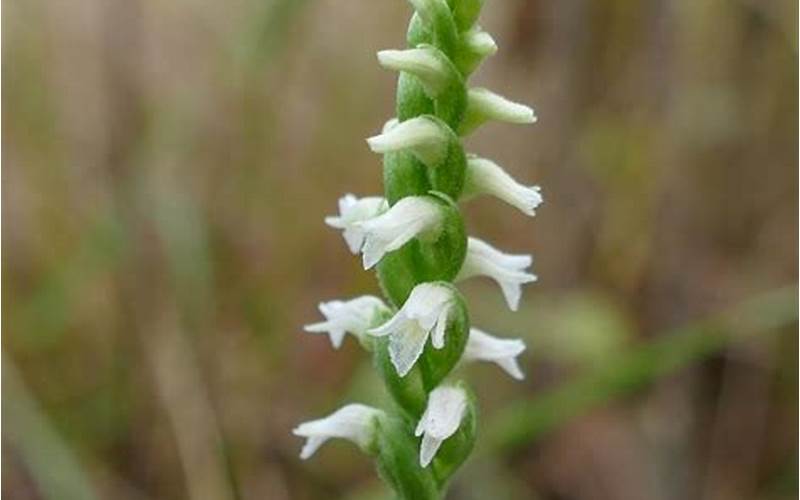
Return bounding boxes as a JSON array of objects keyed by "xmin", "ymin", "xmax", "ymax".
[
  {"xmin": 383, "ymin": 150, "xmax": 431, "ymax": 204},
  {"xmin": 447, "ymin": 0, "xmax": 484, "ymax": 32},
  {"xmin": 407, "ymin": 13, "xmax": 431, "ymax": 46},
  {"xmin": 429, "ymin": 382, "xmax": 478, "ymax": 487},
  {"xmin": 375, "ymin": 416, "xmax": 440, "ymax": 500},
  {"xmin": 418, "ymin": 284, "xmax": 470, "ymax": 390},
  {"xmin": 373, "ymin": 335, "xmax": 427, "ymax": 418},
  {"xmin": 397, "ymin": 72, "xmax": 435, "ymax": 122},
  {"xmin": 376, "ymin": 194, "xmax": 467, "ymax": 306},
  {"xmin": 423, "ymin": 118, "xmax": 466, "ymax": 199},
  {"xmin": 452, "ymin": 29, "xmax": 496, "ymax": 76},
  {"xmin": 408, "ymin": 0, "xmax": 458, "ymax": 56}
]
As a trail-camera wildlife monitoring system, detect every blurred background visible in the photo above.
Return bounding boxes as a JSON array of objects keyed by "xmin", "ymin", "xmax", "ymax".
[{"xmin": 2, "ymin": 0, "xmax": 798, "ymax": 498}]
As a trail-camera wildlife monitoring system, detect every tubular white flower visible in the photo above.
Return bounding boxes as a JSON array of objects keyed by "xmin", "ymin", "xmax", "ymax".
[
  {"xmin": 464, "ymin": 156, "xmax": 543, "ymax": 216},
  {"xmin": 293, "ymin": 404, "xmax": 384, "ymax": 460},
  {"xmin": 366, "ymin": 116, "xmax": 449, "ymax": 167},
  {"xmin": 367, "ymin": 283, "xmax": 455, "ymax": 376},
  {"xmin": 325, "ymin": 194, "xmax": 389, "ymax": 253},
  {"xmin": 456, "ymin": 237, "xmax": 537, "ymax": 311},
  {"xmin": 357, "ymin": 196, "xmax": 444, "ymax": 270},
  {"xmin": 415, "ymin": 385, "xmax": 467, "ymax": 467},
  {"xmin": 460, "ymin": 88, "xmax": 536, "ymax": 135},
  {"xmin": 462, "ymin": 27, "xmax": 497, "ymax": 59},
  {"xmin": 303, "ymin": 296, "xmax": 389, "ymax": 349},
  {"xmin": 464, "ymin": 328, "xmax": 526, "ymax": 380},
  {"xmin": 377, "ymin": 46, "xmax": 452, "ymax": 97}
]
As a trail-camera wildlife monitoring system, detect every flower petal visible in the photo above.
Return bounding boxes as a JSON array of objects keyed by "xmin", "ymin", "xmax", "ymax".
[
  {"xmin": 389, "ymin": 322, "xmax": 430, "ymax": 377},
  {"xmin": 464, "ymin": 157, "xmax": 543, "ymax": 216},
  {"xmin": 464, "ymin": 328, "xmax": 527, "ymax": 380}
]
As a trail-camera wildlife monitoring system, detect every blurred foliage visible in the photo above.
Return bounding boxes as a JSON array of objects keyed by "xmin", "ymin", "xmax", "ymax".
[{"xmin": 2, "ymin": 0, "xmax": 797, "ymax": 499}]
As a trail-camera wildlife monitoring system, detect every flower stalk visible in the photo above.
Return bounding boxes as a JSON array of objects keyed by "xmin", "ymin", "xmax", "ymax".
[{"xmin": 295, "ymin": 1, "xmax": 542, "ymax": 497}]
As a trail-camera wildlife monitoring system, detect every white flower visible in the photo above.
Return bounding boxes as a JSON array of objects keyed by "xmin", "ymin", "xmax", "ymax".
[
  {"xmin": 462, "ymin": 27, "xmax": 497, "ymax": 59},
  {"xmin": 366, "ymin": 116, "xmax": 449, "ymax": 167},
  {"xmin": 457, "ymin": 27, "xmax": 498, "ymax": 75},
  {"xmin": 325, "ymin": 194, "xmax": 388, "ymax": 254},
  {"xmin": 464, "ymin": 328, "xmax": 526, "ymax": 380},
  {"xmin": 377, "ymin": 46, "xmax": 452, "ymax": 97},
  {"xmin": 415, "ymin": 385, "xmax": 467, "ymax": 467},
  {"xmin": 456, "ymin": 237, "xmax": 537, "ymax": 311},
  {"xmin": 464, "ymin": 156, "xmax": 543, "ymax": 216},
  {"xmin": 368, "ymin": 283, "xmax": 455, "ymax": 376},
  {"xmin": 460, "ymin": 87, "xmax": 536, "ymax": 135},
  {"xmin": 293, "ymin": 404, "xmax": 384, "ymax": 460},
  {"xmin": 357, "ymin": 196, "xmax": 443, "ymax": 270},
  {"xmin": 303, "ymin": 296, "xmax": 389, "ymax": 349}
]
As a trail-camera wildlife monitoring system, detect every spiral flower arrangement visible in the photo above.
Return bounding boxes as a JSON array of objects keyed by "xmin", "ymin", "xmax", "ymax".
[{"xmin": 294, "ymin": 1, "xmax": 542, "ymax": 497}]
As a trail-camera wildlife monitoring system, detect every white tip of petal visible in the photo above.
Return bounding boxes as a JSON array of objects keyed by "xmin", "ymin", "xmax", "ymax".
[
  {"xmin": 457, "ymin": 237, "xmax": 537, "ymax": 311},
  {"xmin": 367, "ymin": 283, "xmax": 455, "ymax": 376},
  {"xmin": 358, "ymin": 196, "xmax": 443, "ymax": 270},
  {"xmin": 465, "ymin": 328, "xmax": 527, "ymax": 380},
  {"xmin": 377, "ymin": 47, "xmax": 450, "ymax": 97},
  {"xmin": 382, "ymin": 117, "xmax": 399, "ymax": 134},
  {"xmin": 416, "ymin": 386, "xmax": 468, "ymax": 467},
  {"xmin": 303, "ymin": 296, "xmax": 388, "ymax": 348},
  {"xmin": 293, "ymin": 404, "xmax": 383, "ymax": 459},
  {"xmin": 325, "ymin": 194, "xmax": 388, "ymax": 253},
  {"xmin": 366, "ymin": 117, "xmax": 449, "ymax": 167},
  {"xmin": 463, "ymin": 28, "xmax": 498, "ymax": 57},
  {"xmin": 465, "ymin": 156, "xmax": 543, "ymax": 217}
]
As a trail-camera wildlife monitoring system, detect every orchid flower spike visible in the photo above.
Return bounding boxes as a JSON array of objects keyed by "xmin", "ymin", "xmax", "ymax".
[
  {"xmin": 357, "ymin": 196, "xmax": 444, "ymax": 270},
  {"xmin": 368, "ymin": 283, "xmax": 456, "ymax": 377},
  {"xmin": 464, "ymin": 328, "xmax": 526, "ymax": 380},
  {"xmin": 293, "ymin": 404, "xmax": 384, "ymax": 460},
  {"xmin": 457, "ymin": 237, "xmax": 537, "ymax": 311},
  {"xmin": 415, "ymin": 385, "xmax": 468, "ymax": 467},
  {"xmin": 366, "ymin": 116, "xmax": 450, "ymax": 167},
  {"xmin": 325, "ymin": 194, "xmax": 388, "ymax": 254},
  {"xmin": 464, "ymin": 156, "xmax": 543, "ymax": 216},
  {"xmin": 304, "ymin": 296, "xmax": 389, "ymax": 349}
]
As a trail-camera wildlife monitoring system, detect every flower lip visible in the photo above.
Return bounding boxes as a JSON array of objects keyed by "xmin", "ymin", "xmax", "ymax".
[
  {"xmin": 414, "ymin": 385, "xmax": 468, "ymax": 467},
  {"xmin": 366, "ymin": 116, "xmax": 450, "ymax": 167},
  {"xmin": 325, "ymin": 194, "xmax": 388, "ymax": 254},
  {"xmin": 376, "ymin": 45, "xmax": 453, "ymax": 97},
  {"xmin": 303, "ymin": 295, "xmax": 388, "ymax": 349},
  {"xmin": 367, "ymin": 282, "xmax": 455, "ymax": 377},
  {"xmin": 464, "ymin": 327, "xmax": 526, "ymax": 380},
  {"xmin": 459, "ymin": 88, "xmax": 536, "ymax": 135},
  {"xmin": 456, "ymin": 236, "xmax": 537, "ymax": 311},
  {"xmin": 357, "ymin": 196, "xmax": 444, "ymax": 270},
  {"xmin": 464, "ymin": 156, "xmax": 543, "ymax": 217},
  {"xmin": 293, "ymin": 403, "xmax": 384, "ymax": 460}
]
